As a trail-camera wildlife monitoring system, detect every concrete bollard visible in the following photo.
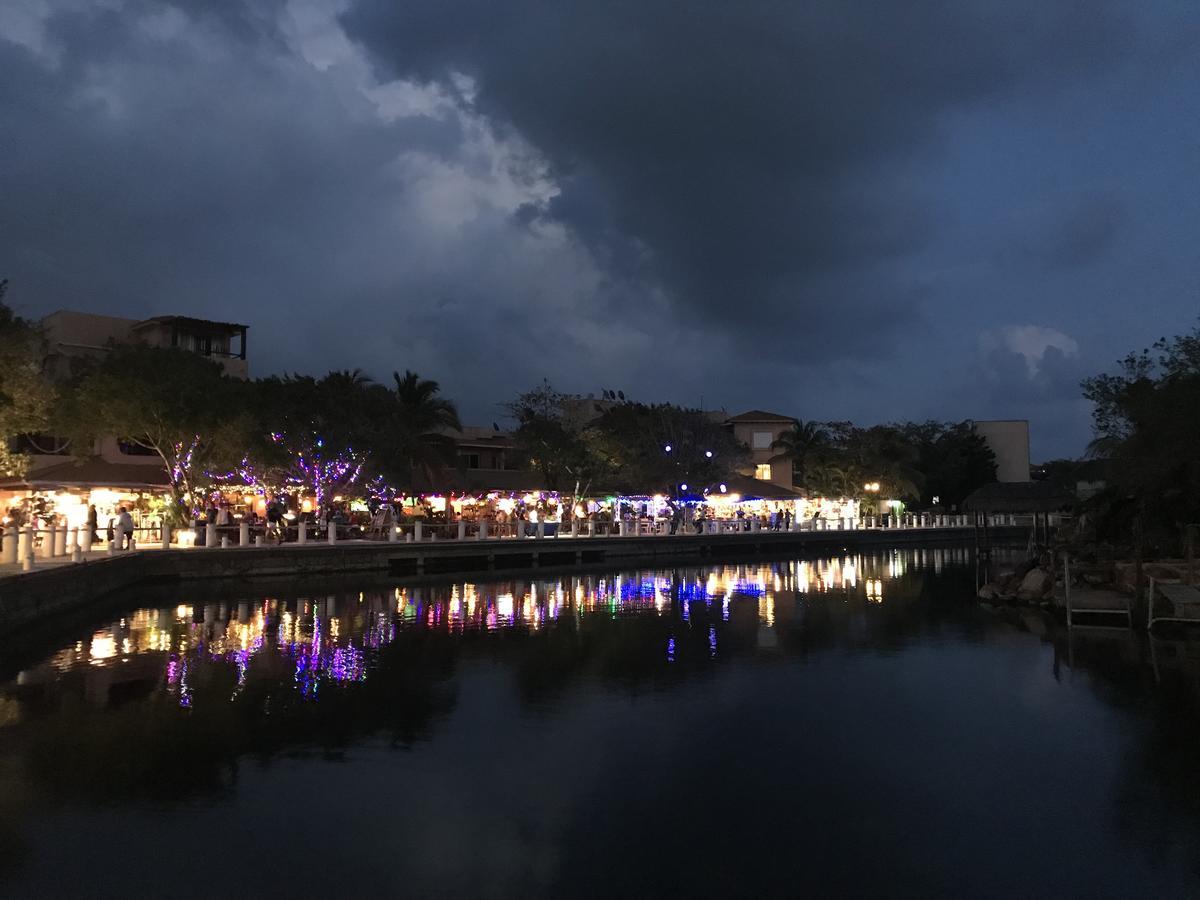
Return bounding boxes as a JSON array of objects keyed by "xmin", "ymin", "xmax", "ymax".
[
  {"xmin": 619, "ymin": 519, "xmax": 628, "ymax": 537},
  {"xmin": 414, "ymin": 521, "xmax": 423, "ymax": 542},
  {"xmin": 161, "ymin": 522, "xmax": 171, "ymax": 550},
  {"xmin": 66, "ymin": 527, "xmax": 77, "ymax": 554},
  {"xmin": 40, "ymin": 526, "xmax": 55, "ymax": 559},
  {"xmin": 205, "ymin": 522, "xmax": 217, "ymax": 549},
  {"xmin": 1, "ymin": 526, "xmax": 16, "ymax": 566},
  {"xmin": 239, "ymin": 522, "xmax": 250, "ymax": 546},
  {"xmin": 588, "ymin": 520, "xmax": 596, "ymax": 537},
  {"xmin": 221, "ymin": 535, "xmax": 230, "ymax": 548},
  {"xmin": 80, "ymin": 525, "xmax": 92, "ymax": 553},
  {"xmin": 298, "ymin": 520, "xmax": 307, "ymax": 544},
  {"xmin": 17, "ymin": 526, "xmax": 31, "ymax": 563},
  {"xmin": 255, "ymin": 535, "xmax": 264, "ymax": 547},
  {"xmin": 23, "ymin": 553, "xmax": 33, "ymax": 572},
  {"xmin": 478, "ymin": 519, "xmax": 489, "ymax": 541},
  {"xmin": 387, "ymin": 524, "xmax": 397, "ymax": 543},
  {"xmin": 571, "ymin": 519, "xmax": 579, "ymax": 538},
  {"xmin": 328, "ymin": 522, "xmax": 337, "ymax": 544},
  {"xmin": 458, "ymin": 520, "xmax": 467, "ymax": 541},
  {"xmin": 53, "ymin": 525, "xmax": 67, "ymax": 557},
  {"xmin": 536, "ymin": 521, "xmax": 545, "ymax": 540},
  {"xmin": 106, "ymin": 535, "xmax": 115, "ymax": 556}
]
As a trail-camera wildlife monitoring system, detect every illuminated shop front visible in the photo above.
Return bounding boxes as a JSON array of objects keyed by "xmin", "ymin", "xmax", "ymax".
[{"xmin": 0, "ymin": 461, "xmax": 173, "ymax": 532}]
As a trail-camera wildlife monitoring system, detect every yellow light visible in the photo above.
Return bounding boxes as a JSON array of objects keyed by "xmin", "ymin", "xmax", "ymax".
[
  {"xmin": 176, "ymin": 529, "xmax": 197, "ymax": 548},
  {"xmin": 89, "ymin": 634, "xmax": 116, "ymax": 661},
  {"xmin": 301, "ymin": 498, "xmax": 313, "ymax": 512}
]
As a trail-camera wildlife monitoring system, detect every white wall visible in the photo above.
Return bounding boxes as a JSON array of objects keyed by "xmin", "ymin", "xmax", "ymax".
[{"xmin": 973, "ymin": 420, "xmax": 1030, "ymax": 483}]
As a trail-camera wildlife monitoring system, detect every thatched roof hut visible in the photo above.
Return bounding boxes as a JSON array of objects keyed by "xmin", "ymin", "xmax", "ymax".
[{"xmin": 962, "ymin": 481, "xmax": 1075, "ymax": 513}]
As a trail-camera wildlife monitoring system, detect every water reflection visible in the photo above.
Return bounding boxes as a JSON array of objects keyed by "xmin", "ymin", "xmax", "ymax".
[
  {"xmin": 18, "ymin": 547, "xmax": 974, "ymax": 714},
  {"xmin": 3, "ymin": 547, "xmax": 1200, "ymax": 897}
]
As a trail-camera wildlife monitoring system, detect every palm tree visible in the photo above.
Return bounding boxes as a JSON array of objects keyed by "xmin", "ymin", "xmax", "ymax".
[
  {"xmin": 392, "ymin": 370, "xmax": 461, "ymax": 433},
  {"xmin": 386, "ymin": 370, "xmax": 462, "ymax": 490},
  {"xmin": 771, "ymin": 420, "xmax": 829, "ymax": 487}
]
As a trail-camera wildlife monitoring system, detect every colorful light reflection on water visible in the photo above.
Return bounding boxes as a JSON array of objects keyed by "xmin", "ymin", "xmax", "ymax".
[{"xmin": 16, "ymin": 547, "xmax": 972, "ymax": 715}]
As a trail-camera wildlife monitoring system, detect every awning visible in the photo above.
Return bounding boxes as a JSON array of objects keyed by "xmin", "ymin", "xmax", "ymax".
[{"xmin": 0, "ymin": 460, "xmax": 171, "ymax": 492}]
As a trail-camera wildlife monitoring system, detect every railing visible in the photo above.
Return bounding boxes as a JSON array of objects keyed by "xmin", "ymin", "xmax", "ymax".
[{"xmin": 0, "ymin": 512, "xmax": 1054, "ymax": 573}]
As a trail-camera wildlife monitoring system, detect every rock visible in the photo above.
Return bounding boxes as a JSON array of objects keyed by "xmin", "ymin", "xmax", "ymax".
[
  {"xmin": 1017, "ymin": 567, "xmax": 1053, "ymax": 602},
  {"xmin": 978, "ymin": 583, "xmax": 998, "ymax": 601},
  {"xmin": 1013, "ymin": 558, "xmax": 1037, "ymax": 581}
]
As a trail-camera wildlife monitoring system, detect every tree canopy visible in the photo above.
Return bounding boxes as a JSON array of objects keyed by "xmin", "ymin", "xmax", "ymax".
[
  {"xmin": 0, "ymin": 284, "xmax": 55, "ymax": 478},
  {"xmin": 1080, "ymin": 321, "xmax": 1200, "ymax": 551},
  {"xmin": 57, "ymin": 344, "xmax": 247, "ymax": 522}
]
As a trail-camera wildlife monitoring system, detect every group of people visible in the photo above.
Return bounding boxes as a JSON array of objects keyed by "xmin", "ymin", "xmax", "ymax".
[
  {"xmin": 201, "ymin": 496, "xmax": 296, "ymax": 544},
  {"xmin": 1, "ymin": 503, "xmax": 136, "ymax": 552}
]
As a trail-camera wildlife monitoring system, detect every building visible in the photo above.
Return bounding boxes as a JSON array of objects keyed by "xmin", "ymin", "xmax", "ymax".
[
  {"xmin": 972, "ymin": 420, "xmax": 1031, "ymax": 483},
  {"xmin": 724, "ymin": 410, "xmax": 797, "ymax": 490},
  {"xmin": 41, "ymin": 310, "xmax": 249, "ymax": 380},
  {"xmin": 451, "ymin": 425, "xmax": 516, "ymax": 473},
  {"xmin": 2, "ymin": 310, "xmax": 251, "ymax": 519}
]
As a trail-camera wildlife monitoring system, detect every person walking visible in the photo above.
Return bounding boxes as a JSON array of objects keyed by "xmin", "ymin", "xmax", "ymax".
[
  {"xmin": 117, "ymin": 506, "xmax": 134, "ymax": 550},
  {"xmin": 87, "ymin": 504, "xmax": 99, "ymax": 544}
]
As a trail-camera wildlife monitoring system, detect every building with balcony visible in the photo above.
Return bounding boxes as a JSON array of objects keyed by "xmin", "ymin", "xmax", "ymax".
[
  {"xmin": 41, "ymin": 311, "xmax": 248, "ymax": 380},
  {"xmin": 2, "ymin": 311, "xmax": 250, "ymax": 508},
  {"xmin": 725, "ymin": 410, "xmax": 797, "ymax": 490}
]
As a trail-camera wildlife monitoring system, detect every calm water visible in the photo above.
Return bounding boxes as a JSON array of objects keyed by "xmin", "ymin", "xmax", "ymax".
[{"xmin": 2, "ymin": 548, "xmax": 1200, "ymax": 898}]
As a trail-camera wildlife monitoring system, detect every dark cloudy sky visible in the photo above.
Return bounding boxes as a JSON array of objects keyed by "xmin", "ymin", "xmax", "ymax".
[{"xmin": 2, "ymin": 1, "xmax": 1198, "ymax": 460}]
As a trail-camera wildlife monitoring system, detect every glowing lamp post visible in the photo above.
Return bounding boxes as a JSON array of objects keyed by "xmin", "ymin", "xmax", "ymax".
[{"xmin": 864, "ymin": 481, "xmax": 882, "ymax": 524}]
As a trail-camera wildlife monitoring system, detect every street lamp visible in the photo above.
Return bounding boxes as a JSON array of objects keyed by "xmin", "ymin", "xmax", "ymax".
[{"xmin": 864, "ymin": 481, "xmax": 883, "ymax": 521}]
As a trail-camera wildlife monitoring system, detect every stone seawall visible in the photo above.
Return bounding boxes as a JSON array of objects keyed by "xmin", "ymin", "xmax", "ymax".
[{"xmin": 0, "ymin": 526, "xmax": 1023, "ymax": 634}]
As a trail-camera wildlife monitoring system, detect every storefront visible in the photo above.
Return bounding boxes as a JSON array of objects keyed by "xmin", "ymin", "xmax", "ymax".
[{"xmin": 0, "ymin": 461, "xmax": 173, "ymax": 534}]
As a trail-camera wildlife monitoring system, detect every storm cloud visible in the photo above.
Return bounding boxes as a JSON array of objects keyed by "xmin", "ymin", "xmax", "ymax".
[{"xmin": 2, "ymin": 0, "xmax": 1198, "ymax": 459}]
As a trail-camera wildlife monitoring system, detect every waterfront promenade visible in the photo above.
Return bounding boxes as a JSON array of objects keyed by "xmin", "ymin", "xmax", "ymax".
[{"xmin": 0, "ymin": 516, "xmax": 1029, "ymax": 633}]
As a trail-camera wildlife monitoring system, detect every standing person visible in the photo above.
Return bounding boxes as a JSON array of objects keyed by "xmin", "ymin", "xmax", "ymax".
[
  {"xmin": 87, "ymin": 504, "xmax": 99, "ymax": 544},
  {"xmin": 117, "ymin": 506, "xmax": 134, "ymax": 550},
  {"xmin": 266, "ymin": 497, "xmax": 283, "ymax": 543}
]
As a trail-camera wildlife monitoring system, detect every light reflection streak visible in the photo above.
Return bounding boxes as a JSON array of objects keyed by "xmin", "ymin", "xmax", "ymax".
[{"xmin": 23, "ymin": 549, "xmax": 947, "ymax": 716}]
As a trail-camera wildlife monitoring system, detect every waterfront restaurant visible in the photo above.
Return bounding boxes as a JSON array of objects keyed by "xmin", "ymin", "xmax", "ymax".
[{"xmin": 0, "ymin": 459, "xmax": 173, "ymax": 532}]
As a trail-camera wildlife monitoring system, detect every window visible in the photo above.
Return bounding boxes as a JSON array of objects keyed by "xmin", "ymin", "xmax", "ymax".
[
  {"xmin": 755, "ymin": 464, "xmax": 772, "ymax": 481},
  {"xmin": 9, "ymin": 433, "xmax": 70, "ymax": 455},
  {"xmin": 117, "ymin": 439, "xmax": 158, "ymax": 457},
  {"xmin": 752, "ymin": 431, "xmax": 773, "ymax": 449}
]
